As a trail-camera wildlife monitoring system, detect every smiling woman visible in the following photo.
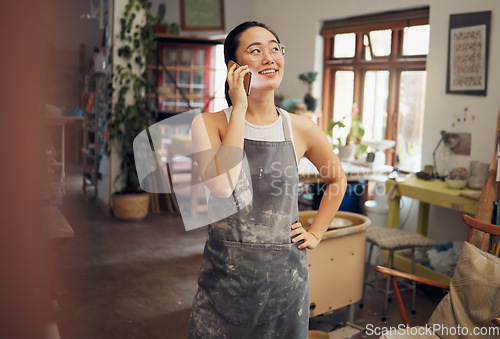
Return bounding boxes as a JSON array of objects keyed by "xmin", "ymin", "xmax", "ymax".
[{"xmin": 187, "ymin": 21, "xmax": 347, "ymax": 338}]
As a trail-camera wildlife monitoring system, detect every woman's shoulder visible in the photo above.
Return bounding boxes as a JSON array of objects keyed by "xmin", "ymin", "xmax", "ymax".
[
  {"xmin": 288, "ymin": 111, "xmax": 321, "ymax": 132},
  {"xmin": 192, "ymin": 110, "xmax": 228, "ymax": 128}
]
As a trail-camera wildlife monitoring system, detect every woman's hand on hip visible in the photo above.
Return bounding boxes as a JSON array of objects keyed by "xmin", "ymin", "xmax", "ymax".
[
  {"xmin": 290, "ymin": 221, "xmax": 320, "ymax": 250},
  {"xmin": 227, "ymin": 63, "xmax": 249, "ymax": 112}
]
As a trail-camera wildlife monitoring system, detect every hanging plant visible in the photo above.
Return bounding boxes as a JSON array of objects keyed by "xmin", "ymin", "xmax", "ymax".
[{"xmin": 107, "ymin": 0, "xmax": 157, "ymax": 194}]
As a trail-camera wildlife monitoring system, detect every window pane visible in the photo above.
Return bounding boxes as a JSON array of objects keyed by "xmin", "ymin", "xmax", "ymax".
[
  {"xmin": 363, "ymin": 34, "xmax": 371, "ymax": 60},
  {"xmin": 369, "ymin": 29, "xmax": 392, "ymax": 56},
  {"xmin": 333, "ymin": 71, "xmax": 354, "ymax": 120},
  {"xmin": 193, "ymin": 71, "xmax": 204, "ymax": 85},
  {"xmin": 194, "ymin": 49, "xmax": 205, "ymax": 66},
  {"xmin": 180, "ymin": 49, "xmax": 191, "ymax": 66},
  {"xmin": 179, "ymin": 71, "xmax": 190, "ymax": 84},
  {"xmin": 213, "ymin": 44, "xmax": 227, "ymax": 112},
  {"xmin": 164, "ymin": 71, "xmax": 176, "ymax": 86},
  {"xmin": 397, "ymin": 71, "xmax": 426, "ymax": 172},
  {"xmin": 403, "ymin": 25, "xmax": 430, "ymax": 55},
  {"xmin": 164, "ymin": 48, "xmax": 177, "ymax": 66},
  {"xmin": 332, "ymin": 71, "xmax": 354, "ymax": 143},
  {"xmin": 362, "ymin": 71, "xmax": 389, "ymax": 141},
  {"xmin": 334, "ymin": 33, "xmax": 356, "ymax": 58}
]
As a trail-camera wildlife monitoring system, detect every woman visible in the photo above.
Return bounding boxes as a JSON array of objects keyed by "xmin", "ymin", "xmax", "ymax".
[{"xmin": 188, "ymin": 21, "xmax": 347, "ymax": 338}]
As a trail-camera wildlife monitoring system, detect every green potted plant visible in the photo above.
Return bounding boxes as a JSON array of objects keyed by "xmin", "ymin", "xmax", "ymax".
[
  {"xmin": 107, "ymin": 0, "xmax": 156, "ymax": 220},
  {"xmin": 327, "ymin": 106, "xmax": 367, "ymax": 160},
  {"xmin": 151, "ymin": 4, "xmax": 180, "ymax": 35},
  {"xmin": 298, "ymin": 71, "xmax": 318, "ymax": 111}
]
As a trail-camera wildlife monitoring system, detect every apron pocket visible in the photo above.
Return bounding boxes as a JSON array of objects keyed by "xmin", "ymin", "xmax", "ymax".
[{"xmin": 199, "ymin": 238, "xmax": 307, "ymax": 327}]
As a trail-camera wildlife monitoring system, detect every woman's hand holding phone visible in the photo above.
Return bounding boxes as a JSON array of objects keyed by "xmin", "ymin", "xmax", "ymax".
[{"xmin": 227, "ymin": 61, "xmax": 251, "ymax": 112}]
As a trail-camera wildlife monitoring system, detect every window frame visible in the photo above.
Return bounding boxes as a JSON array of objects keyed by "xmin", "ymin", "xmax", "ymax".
[{"xmin": 321, "ymin": 7, "xmax": 429, "ymax": 166}]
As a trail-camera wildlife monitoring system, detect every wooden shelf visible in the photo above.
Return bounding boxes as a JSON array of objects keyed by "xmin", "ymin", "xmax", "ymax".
[
  {"xmin": 153, "ymin": 34, "xmax": 223, "ymax": 45},
  {"xmin": 81, "ymin": 73, "xmax": 108, "ymax": 200}
]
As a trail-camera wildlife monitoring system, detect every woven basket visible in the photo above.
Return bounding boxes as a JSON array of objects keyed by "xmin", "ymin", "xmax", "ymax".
[{"xmin": 112, "ymin": 192, "xmax": 150, "ymax": 221}]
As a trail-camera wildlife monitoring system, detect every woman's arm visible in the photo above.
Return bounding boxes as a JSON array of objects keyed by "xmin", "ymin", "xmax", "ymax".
[
  {"xmin": 290, "ymin": 117, "xmax": 347, "ymax": 249},
  {"xmin": 191, "ymin": 64, "xmax": 250, "ymax": 198}
]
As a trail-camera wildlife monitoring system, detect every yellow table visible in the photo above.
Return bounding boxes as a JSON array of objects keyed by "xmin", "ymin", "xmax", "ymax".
[
  {"xmin": 386, "ymin": 175, "xmax": 478, "ymax": 235},
  {"xmin": 385, "ymin": 175, "xmax": 479, "ymax": 284}
]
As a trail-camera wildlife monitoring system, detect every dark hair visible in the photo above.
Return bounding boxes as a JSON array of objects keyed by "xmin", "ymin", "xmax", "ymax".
[{"xmin": 224, "ymin": 21, "xmax": 281, "ymax": 107}]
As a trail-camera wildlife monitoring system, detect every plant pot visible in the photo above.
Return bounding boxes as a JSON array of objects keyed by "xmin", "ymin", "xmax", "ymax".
[
  {"xmin": 338, "ymin": 144, "xmax": 357, "ymax": 161},
  {"xmin": 304, "ymin": 93, "xmax": 317, "ymax": 111},
  {"xmin": 152, "ymin": 25, "xmax": 168, "ymax": 35},
  {"xmin": 112, "ymin": 192, "xmax": 150, "ymax": 221}
]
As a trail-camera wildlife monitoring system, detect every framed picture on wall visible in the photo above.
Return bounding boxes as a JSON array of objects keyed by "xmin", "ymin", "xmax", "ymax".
[
  {"xmin": 180, "ymin": 0, "xmax": 225, "ymax": 31},
  {"xmin": 446, "ymin": 11, "xmax": 491, "ymax": 96}
]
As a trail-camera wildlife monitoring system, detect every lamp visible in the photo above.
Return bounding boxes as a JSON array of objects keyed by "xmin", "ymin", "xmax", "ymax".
[{"xmin": 432, "ymin": 130, "xmax": 461, "ymax": 179}]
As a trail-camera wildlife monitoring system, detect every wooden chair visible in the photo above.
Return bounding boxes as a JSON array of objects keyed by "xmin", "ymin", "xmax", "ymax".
[{"xmin": 375, "ymin": 214, "xmax": 500, "ymax": 331}]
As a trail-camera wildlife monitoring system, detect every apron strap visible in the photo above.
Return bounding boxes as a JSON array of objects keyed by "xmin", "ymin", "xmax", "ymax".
[
  {"xmin": 278, "ymin": 107, "xmax": 293, "ymax": 142},
  {"xmin": 222, "ymin": 107, "xmax": 232, "ymax": 124}
]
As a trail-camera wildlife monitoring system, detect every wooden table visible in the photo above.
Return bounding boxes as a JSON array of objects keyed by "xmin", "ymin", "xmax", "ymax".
[
  {"xmin": 385, "ymin": 175, "xmax": 479, "ymax": 284},
  {"xmin": 45, "ymin": 116, "xmax": 84, "ymax": 181},
  {"xmin": 45, "ymin": 207, "xmax": 75, "ymax": 296}
]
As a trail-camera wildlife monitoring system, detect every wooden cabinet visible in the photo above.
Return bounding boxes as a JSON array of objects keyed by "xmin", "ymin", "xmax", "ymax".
[{"xmin": 149, "ymin": 35, "xmax": 223, "ymax": 117}]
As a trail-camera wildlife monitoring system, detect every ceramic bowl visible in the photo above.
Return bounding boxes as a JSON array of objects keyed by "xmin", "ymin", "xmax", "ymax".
[
  {"xmin": 308, "ymin": 217, "xmax": 353, "ymax": 229},
  {"xmin": 445, "ymin": 178, "xmax": 467, "ymax": 189}
]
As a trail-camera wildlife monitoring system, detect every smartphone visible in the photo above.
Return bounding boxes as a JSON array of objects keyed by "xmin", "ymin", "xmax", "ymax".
[{"xmin": 227, "ymin": 60, "xmax": 252, "ymax": 95}]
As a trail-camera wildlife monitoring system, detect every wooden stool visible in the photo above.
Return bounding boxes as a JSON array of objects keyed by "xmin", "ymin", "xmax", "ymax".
[{"xmin": 360, "ymin": 226, "xmax": 438, "ymax": 321}]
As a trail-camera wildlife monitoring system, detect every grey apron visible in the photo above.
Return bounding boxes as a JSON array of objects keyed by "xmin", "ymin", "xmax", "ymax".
[{"xmin": 188, "ymin": 109, "xmax": 309, "ymax": 339}]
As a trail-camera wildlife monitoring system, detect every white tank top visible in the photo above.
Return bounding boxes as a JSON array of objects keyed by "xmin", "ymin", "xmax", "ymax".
[
  {"xmin": 222, "ymin": 107, "xmax": 291, "ymax": 141},
  {"xmin": 222, "ymin": 106, "xmax": 298, "ymax": 167},
  {"xmin": 244, "ymin": 114, "xmax": 285, "ymax": 141}
]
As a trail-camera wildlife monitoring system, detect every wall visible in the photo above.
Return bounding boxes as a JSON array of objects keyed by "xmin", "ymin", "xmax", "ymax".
[
  {"xmin": 421, "ymin": 0, "xmax": 500, "ymax": 243},
  {"xmin": 152, "ymin": 0, "xmax": 255, "ymax": 40},
  {"xmin": 44, "ymin": 0, "xmax": 100, "ymax": 75}
]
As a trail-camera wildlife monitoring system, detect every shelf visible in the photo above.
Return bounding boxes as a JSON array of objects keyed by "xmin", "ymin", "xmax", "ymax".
[
  {"xmin": 153, "ymin": 34, "xmax": 223, "ymax": 45},
  {"xmin": 81, "ymin": 149, "xmax": 95, "ymax": 159},
  {"xmin": 84, "ymin": 176, "xmax": 94, "ymax": 186},
  {"xmin": 82, "ymin": 73, "xmax": 108, "ymax": 200}
]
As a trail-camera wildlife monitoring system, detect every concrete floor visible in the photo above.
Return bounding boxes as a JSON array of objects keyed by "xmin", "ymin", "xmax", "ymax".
[{"xmin": 55, "ymin": 164, "xmax": 445, "ymax": 338}]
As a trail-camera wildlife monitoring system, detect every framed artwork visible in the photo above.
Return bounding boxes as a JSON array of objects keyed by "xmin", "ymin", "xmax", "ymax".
[
  {"xmin": 180, "ymin": 0, "xmax": 225, "ymax": 31},
  {"xmin": 446, "ymin": 11, "xmax": 491, "ymax": 96}
]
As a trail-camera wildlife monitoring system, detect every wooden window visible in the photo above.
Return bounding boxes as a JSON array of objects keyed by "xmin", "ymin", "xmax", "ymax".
[
  {"xmin": 157, "ymin": 42, "xmax": 214, "ymax": 114},
  {"xmin": 321, "ymin": 7, "xmax": 429, "ymax": 171}
]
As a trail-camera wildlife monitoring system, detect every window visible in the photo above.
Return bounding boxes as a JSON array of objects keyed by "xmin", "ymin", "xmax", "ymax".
[{"xmin": 321, "ymin": 7, "xmax": 429, "ymax": 172}]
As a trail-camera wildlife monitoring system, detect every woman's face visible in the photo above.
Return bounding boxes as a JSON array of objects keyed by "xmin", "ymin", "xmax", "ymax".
[{"xmin": 235, "ymin": 26, "xmax": 284, "ymax": 92}]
